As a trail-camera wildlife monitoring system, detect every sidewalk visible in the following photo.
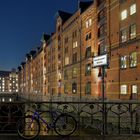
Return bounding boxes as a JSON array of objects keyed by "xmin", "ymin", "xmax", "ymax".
[{"xmin": 1, "ymin": 135, "xmax": 140, "ymax": 140}]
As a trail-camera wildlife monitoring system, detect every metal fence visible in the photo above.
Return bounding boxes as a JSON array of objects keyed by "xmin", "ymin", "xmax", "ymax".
[{"xmin": 1, "ymin": 101, "xmax": 140, "ymax": 136}]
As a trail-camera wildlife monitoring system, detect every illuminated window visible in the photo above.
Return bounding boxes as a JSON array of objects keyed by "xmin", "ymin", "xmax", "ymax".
[
  {"xmin": 2, "ymin": 98, "xmax": 5, "ymax": 102},
  {"xmin": 130, "ymin": 4, "xmax": 136, "ymax": 15},
  {"xmin": 121, "ymin": 10, "xmax": 127, "ymax": 20},
  {"xmin": 73, "ymin": 41, "xmax": 78, "ymax": 48},
  {"xmin": 72, "ymin": 67, "xmax": 78, "ymax": 78},
  {"xmin": 130, "ymin": 24, "xmax": 136, "ymax": 39},
  {"xmin": 120, "ymin": 85, "xmax": 127, "ymax": 94},
  {"xmin": 85, "ymin": 64, "xmax": 91, "ymax": 76},
  {"xmin": 72, "ymin": 82, "xmax": 77, "ymax": 94},
  {"xmin": 9, "ymin": 98, "xmax": 12, "ymax": 102},
  {"xmin": 132, "ymin": 85, "xmax": 137, "ymax": 94},
  {"xmin": 121, "ymin": 29, "xmax": 127, "ymax": 42},
  {"xmin": 86, "ymin": 18, "xmax": 92, "ymax": 28},
  {"xmin": 65, "ymin": 57, "xmax": 69, "ymax": 65},
  {"xmin": 120, "ymin": 56, "xmax": 127, "ymax": 69},
  {"xmin": 130, "ymin": 52, "xmax": 137, "ymax": 67}
]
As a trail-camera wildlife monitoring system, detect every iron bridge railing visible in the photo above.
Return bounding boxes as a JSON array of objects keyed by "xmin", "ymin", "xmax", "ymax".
[{"xmin": 1, "ymin": 101, "xmax": 140, "ymax": 136}]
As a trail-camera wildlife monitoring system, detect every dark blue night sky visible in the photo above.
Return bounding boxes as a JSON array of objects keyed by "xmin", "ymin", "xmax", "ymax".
[{"xmin": 0, "ymin": 0, "xmax": 81, "ymax": 70}]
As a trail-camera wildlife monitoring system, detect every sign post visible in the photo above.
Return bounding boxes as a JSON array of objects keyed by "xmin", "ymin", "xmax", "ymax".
[
  {"xmin": 93, "ymin": 54, "xmax": 108, "ymax": 136},
  {"xmin": 93, "ymin": 54, "xmax": 108, "ymax": 101}
]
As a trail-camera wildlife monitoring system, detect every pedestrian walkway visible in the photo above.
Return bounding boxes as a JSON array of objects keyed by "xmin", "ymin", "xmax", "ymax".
[{"xmin": 1, "ymin": 135, "xmax": 140, "ymax": 140}]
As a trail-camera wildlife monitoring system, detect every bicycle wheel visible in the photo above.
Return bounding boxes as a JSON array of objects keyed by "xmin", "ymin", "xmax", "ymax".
[
  {"xmin": 17, "ymin": 115, "xmax": 40, "ymax": 140},
  {"xmin": 54, "ymin": 114, "xmax": 77, "ymax": 136}
]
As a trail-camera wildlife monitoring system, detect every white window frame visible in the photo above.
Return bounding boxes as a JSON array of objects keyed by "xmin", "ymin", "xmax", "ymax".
[
  {"xmin": 73, "ymin": 41, "xmax": 78, "ymax": 48},
  {"xmin": 86, "ymin": 18, "xmax": 92, "ymax": 28},
  {"xmin": 132, "ymin": 85, "xmax": 137, "ymax": 94},
  {"xmin": 65, "ymin": 57, "xmax": 69, "ymax": 65},
  {"xmin": 120, "ymin": 85, "xmax": 127, "ymax": 94},
  {"xmin": 130, "ymin": 4, "xmax": 136, "ymax": 15},
  {"xmin": 130, "ymin": 24, "xmax": 136, "ymax": 39},
  {"xmin": 121, "ymin": 10, "xmax": 127, "ymax": 20}
]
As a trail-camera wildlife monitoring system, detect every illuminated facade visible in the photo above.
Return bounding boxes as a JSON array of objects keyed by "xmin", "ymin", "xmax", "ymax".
[
  {"xmin": 0, "ymin": 70, "xmax": 18, "ymax": 93},
  {"xmin": 18, "ymin": 0, "xmax": 140, "ymax": 101}
]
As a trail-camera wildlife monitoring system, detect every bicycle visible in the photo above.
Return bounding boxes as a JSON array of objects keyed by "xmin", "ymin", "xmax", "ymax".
[{"xmin": 17, "ymin": 109, "xmax": 77, "ymax": 139}]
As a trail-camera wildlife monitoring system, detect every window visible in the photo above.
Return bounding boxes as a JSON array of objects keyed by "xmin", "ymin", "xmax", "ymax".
[
  {"xmin": 73, "ymin": 52, "xmax": 77, "ymax": 63},
  {"xmin": 72, "ymin": 67, "xmax": 78, "ymax": 78},
  {"xmin": 64, "ymin": 84, "xmax": 68, "ymax": 94},
  {"xmin": 121, "ymin": 10, "xmax": 127, "ymax": 20},
  {"xmin": 65, "ymin": 47, "xmax": 68, "ymax": 53},
  {"xmin": 130, "ymin": 4, "xmax": 136, "ymax": 15},
  {"xmin": 85, "ymin": 82, "xmax": 91, "ymax": 94},
  {"xmin": 132, "ymin": 85, "xmax": 137, "ymax": 94},
  {"xmin": 64, "ymin": 70, "xmax": 68, "ymax": 80},
  {"xmin": 85, "ymin": 64, "xmax": 91, "ymax": 76},
  {"xmin": 121, "ymin": 29, "xmax": 127, "ymax": 42},
  {"xmin": 73, "ymin": 41, "xmax": 78, "ymax": 48},
  {"xmin": 98, "ymin": 24, "xmax": 106, "ymax": 37},
  {"xmin": 72, "ymin": 30, "xmax": 77, "ymax": 38},
  {"xmin": 98, "ymin": 9, "xmax": 106, "ymax": 21},
  {"xmin": 120, "ymin": 56, "xmax": 127, "ymax": 69},
  {"xmin": 99, "ymin": 40, "xmax": 107, "ymax": 54},
  {"xmin": 86, "ymin": 32, "xmax": 91, "ymax": 41},
  {"xmin": 130, "ymin": 24, "xmax": 136, "ymax": 39},
  {"xmin": 120, "ymin": 85, "xmax": 127, "ymax": 94},
  {"xmin": 85, "ymin": 46, "xmax": 91, "ymax": 58},
  {"xmin": 72, "ymin": 82, "xmax": 77, "ymax": 94},
  {"xmin": 65, "ymin": 57, "xmax": 69, "ymax": 65},
  {"xmin": 130, "ymin": 52, "xmax": 137, "ymax": 67},
  {"xmin": 65, "ymin": 37, "xmax": 68, "ymax": 44},
  {"xmin": 86, "ymin": 18, "xmax": 92, "ymax": 28}
]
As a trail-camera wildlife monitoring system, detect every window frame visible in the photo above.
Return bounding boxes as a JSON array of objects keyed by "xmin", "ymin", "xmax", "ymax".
[
  {"xmin": 131, "ymin": 85, "xmax": 137, "ymax": 94},
  {"xmin": 85, "ymin": 81, "xmax": 91, "ymax": 94},
  {"xmin": 130, "ymin": 3, "xmax": 136, "ymax": 15},
  {"xmin": 130, "ymin": 24, "xmax": 136, "ymax": 39},
  {"xmin": 72, "ymin": 82, "xmax": 77, "ymax": 94},
  {"xmin": 120, "ymin": 55, "xmax": 127, "ymax": 69},
  {"xmin": 121, "ymin": 9, "xmax": 127, "ymax": 20},
  {"xmin": 120, "ymin": 85, "xmax": 127, "ymax": 95},
  {"xmin": 130, "ymin": 52, "xmax": 137, "ymax": 68}
]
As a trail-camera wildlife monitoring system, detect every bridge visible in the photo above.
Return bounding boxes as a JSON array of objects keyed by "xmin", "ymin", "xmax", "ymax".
[{"xmin": 1, "ymin": 98, "xmax": 140, "ymax": 139}]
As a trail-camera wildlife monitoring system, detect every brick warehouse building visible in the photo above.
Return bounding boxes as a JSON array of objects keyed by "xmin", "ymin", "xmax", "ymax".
[{"xmin": 18, "ymin": 0, "xmax": 140, "ymax": 101}]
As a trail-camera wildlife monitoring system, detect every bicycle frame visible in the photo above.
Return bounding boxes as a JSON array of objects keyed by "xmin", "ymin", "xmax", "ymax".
[{"xmin": 30, "ymin": 110, "xmax": 58, "ymax": 130}]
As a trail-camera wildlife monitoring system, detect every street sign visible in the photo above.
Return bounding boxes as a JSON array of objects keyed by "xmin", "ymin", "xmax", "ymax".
[{"xmin": 93, "ymin": 54, "xmax": 107, "ymax": 67}]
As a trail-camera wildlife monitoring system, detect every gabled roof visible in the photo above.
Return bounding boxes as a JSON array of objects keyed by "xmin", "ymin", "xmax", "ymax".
[
  {"xmin": 30, "ymin": 50, "xmax": 36, "ymax": 57},
  {"xmin": 41, "ymin": 34, "xmax": 51, "ymax": 42},
  {"xmin": 55, "ymin": 10, "xmax": 72, "ymax": 24},
  {"xmin": 26, "ymin": 53, "xmax": 31, "ymax": 60},
  {"xmin": 79, "ymin": 1, "xmax": 93, "ymax": 13},
  {"xmin": 17, "ymin": 66, "xmax": 22, "ymax": 71},
  {"xmin": 21, "ymin": 62, "xmax": 26, "ymax": 67}
]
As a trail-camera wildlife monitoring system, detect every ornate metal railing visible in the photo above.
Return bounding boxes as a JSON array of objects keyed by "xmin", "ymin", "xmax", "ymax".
[{"xmin": 1, "ymin": 101, "xmax": 140, "ymax": 136}]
